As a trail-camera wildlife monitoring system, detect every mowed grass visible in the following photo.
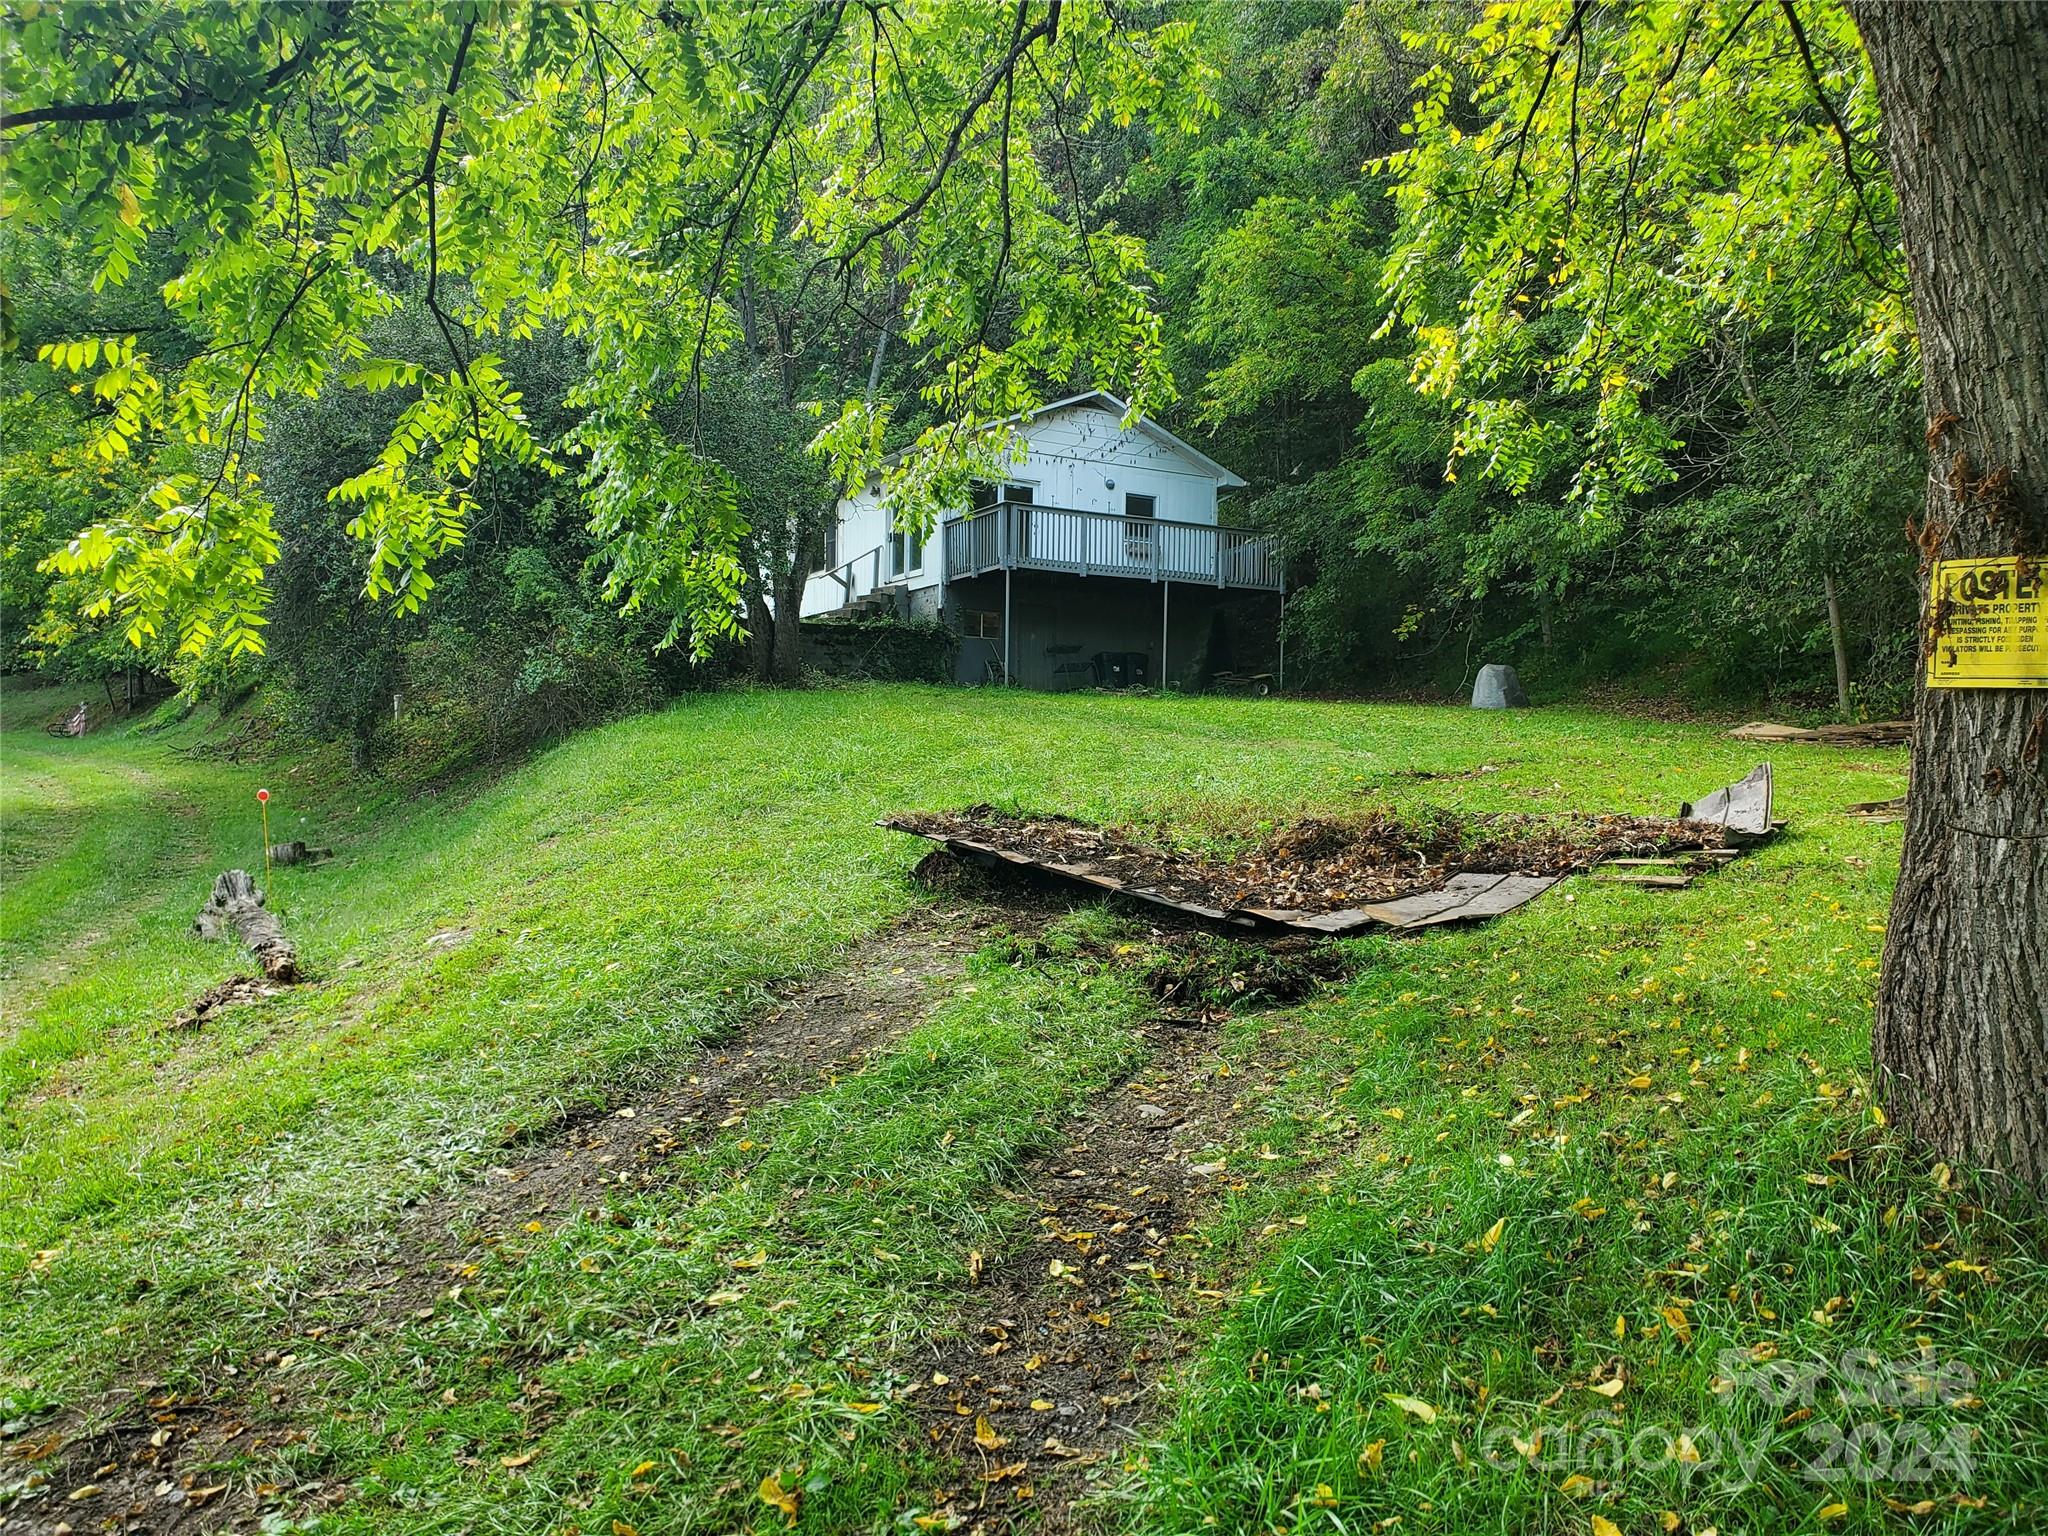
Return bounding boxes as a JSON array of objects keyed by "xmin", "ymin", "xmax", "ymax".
[{"xmin": 2, "ymin": 680, "xmax": 2040, "ymax": 1534}]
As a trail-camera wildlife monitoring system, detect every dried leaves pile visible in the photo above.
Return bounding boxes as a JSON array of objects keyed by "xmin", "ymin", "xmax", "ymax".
[{"xmin": 893, "ymin": 805, "xmax": 1730, "ymax": 916}]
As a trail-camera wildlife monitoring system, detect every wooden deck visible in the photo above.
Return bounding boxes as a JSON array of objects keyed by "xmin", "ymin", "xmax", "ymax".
[{"xmin": 942, "ymin": 501, "xmax": 1281, "ymax": 591}]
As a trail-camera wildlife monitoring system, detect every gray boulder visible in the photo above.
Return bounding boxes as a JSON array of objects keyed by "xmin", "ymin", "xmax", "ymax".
[{"xmin": 1471, "ymin": 663, "xmax": 1529, "ymax": 709}]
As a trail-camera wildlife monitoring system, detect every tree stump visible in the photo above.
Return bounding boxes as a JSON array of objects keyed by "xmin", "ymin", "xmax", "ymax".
[{"xmin": 194, "ymin": 869, "xmax": 300, "ymax": 982}]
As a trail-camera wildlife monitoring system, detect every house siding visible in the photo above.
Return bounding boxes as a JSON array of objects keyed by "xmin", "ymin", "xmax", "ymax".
[{"xmin": 799, "ymin": 402, "xmax": 1233, "ymax": 619}]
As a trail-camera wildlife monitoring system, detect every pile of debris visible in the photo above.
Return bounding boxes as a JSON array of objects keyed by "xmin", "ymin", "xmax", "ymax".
[{"xmin": 884, "ymin": 765, "xmax": 1779, "ymax": 935}]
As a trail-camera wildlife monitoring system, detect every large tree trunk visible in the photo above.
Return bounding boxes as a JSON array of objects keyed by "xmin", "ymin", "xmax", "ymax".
[
  {"xmin": 771, "ymin": 557, "xmax": 807, "ymax": 686},
  {"xmin": 1852, "ymin": 3, "xmax": 2048, "ymax": 1198}
]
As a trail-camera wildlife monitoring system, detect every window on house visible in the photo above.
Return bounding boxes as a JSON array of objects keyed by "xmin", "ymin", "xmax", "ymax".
[
  {"xmin": 814, "ymin": 514, "xmax": 840, "ymax": 574},
  {"xmin": 890, "ymin": 525, "xmax": 924, "ymax": 578},
  {"xmin": 1124, "ymin": 492, "xmax": 1157, "ymax": 560},
  {"xmin": 967, "ymin": 481, "xmax": 1034, "ymax": 514},
  {"xmin": 960, "ymin": 608, "xmax": 1002, "ymax": 639}
]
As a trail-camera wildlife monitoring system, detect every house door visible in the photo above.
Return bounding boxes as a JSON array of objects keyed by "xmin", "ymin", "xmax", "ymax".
[
  {"xmin": 968, "ymin": 481, "xmax": 1034, "ymax": 562},
  {"xmin": 1123, "ymin": 492, "xmax": 1157, "ymax": 571},
  {"xmin": 889, "ymin": 523, "xmax": 924, "ymax": 580}
]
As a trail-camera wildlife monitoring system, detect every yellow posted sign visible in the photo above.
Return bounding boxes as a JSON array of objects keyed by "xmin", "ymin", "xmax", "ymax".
[{"xmin": 1926, "ymin": 556, "xmax": 2048, "ymax": 688}]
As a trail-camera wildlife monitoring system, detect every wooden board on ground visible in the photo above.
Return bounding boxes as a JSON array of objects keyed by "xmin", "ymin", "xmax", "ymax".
[{"xmin": 881, "ymin": 764, "xmax": 1779, "ymax": 937}]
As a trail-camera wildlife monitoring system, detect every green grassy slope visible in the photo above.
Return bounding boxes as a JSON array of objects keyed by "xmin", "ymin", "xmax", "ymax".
[{"xmin": 2, "ymin": 683, "xmax": 2039, "ymax": 1534}]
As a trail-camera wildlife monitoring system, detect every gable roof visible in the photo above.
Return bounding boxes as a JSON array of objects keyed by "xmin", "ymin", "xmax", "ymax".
[{"xmin": 1005, "ymin": 390, "xmax": 1248, "ymax": 489}]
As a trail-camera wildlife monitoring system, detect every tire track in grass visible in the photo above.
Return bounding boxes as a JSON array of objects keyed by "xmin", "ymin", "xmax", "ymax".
[
  {"xmin": 0, "ymin": 902, "xmax": 1034, "ymax": 1535},
  {"xmin": 901, "ymin": 1016, "xmax": 1229, "ymax": 1533}
]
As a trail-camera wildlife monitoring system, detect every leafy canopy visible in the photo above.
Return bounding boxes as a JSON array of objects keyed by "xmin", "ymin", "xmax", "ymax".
[
  {"xmin": 1379, "ymin": 0, "xmax": 1908, "ymax": 517},
  {"xmin": 1, "ymin": 0, "xmax": 1214, "ymax": 655}
]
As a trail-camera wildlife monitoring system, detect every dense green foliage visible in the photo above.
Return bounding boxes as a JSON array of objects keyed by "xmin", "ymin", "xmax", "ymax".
[
  {"xmin": 1117, "ymin": 0, "xmax": 1920, "ymax": 708},
  {"xmin": 1, "ymin": 0, "xmax": 1928, "ymax": 746},
  {"xmin": 2, "ymin": 0, "xmax": 1209, "ymax": 664}
]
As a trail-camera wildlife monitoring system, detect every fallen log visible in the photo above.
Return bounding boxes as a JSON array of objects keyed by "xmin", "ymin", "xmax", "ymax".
[
  {"xmin": 267, "ymin": 840, "xmax": 333, "ymax": 867},
  {"xmin": 194, "ymin": 869, "xmax": 301, "ymax": 982},
  {"xmin": 1728, "ymin": 719, "xmax": 1913, "ymax": 746}
]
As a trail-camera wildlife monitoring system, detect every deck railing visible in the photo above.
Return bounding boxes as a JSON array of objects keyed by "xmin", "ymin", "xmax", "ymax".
[{"xmin": 941, "ymin": 501, "xmax": 1281, "ymax": 590}]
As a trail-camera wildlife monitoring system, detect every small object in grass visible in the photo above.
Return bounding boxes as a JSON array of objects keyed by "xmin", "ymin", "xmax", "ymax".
[
  {"xmin": 193, "ymin": 870, "xmax": 299, "ymax": 982},
  {"xmin": 1470, "ymin": 663, "xmax": 1530, "ymax": 709}
]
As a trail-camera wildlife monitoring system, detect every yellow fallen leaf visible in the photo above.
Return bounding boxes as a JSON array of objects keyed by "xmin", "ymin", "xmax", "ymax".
[
  {"xmin": 1614, "ymin": 1314, "xmax": 1628, "ymax": 1339},
  {"xmin": 1481, "ymin": 1217, "xmax": 1506, "ymax": 1254},
  {"xmin": 1559, "ymin": 1473, "xmax": 1594, "ymax": 1496},
  {"xmin": 1030, "ymin": 1400, "xmax": 1054, "ymax": 1411},
  {"xmin": 1383, "ymin": 1393, "xmax": 1437, "ymax": 1422},
  {"xmin": 1817, "ymin": 1503, "xmax": 1849, "ymax": 1521},
  {"xmin": 1677, "ymin": 1432, "xmax": 1701, "ymax": 1464},
  {"xmin": 732, "ymin": 1250, "xmax": 767, "ymax": 1270},
  {"xmin": 1663, "ymin": 1304, "xmax": 1694, "ymax": 1345},
  {"xmin": 758, "ymin": 1471, "xmax": 800, "ymax": 1521},
  {"xmin": 847, "ymin": 1401, "xmax": 884, "ymax": 1414},
  {"xmin": 613, "ymin": 1523, "xmax": 638, "ymax": 1536},
  {"xmin": 1312, "ymin": 1484, "xmax": 1340, "ymax": 1508},
  {"xmin": 974, "ymin": 1415, "xmax": 1008, "ymax": 1451},
  {"xmin": 630, "ymin": 1459, "xmax": 657, "ymax": 1478},
  {"xmin": 1358, "ymin": 1439, "xmax": 1385, "ymax": 1474},
  {"xmin": 705, "ymin": 1289, "xmax": 744, "ymax": 1306},
  {"xmin": 1592, "ymin": 1518, "xmax": 1623, "ymax": 1536},
  {"xmin": 1589, "ymin": 1377, "xmax": 1625, "ymax": 1398},
  {"xmin": 500, "ymin": 1450, "xmax": 538, "ymax": 1469}
]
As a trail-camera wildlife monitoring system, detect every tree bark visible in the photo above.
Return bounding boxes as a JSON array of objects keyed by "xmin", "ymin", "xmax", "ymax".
[
  {"xmin": 194, "ymin": 869, "xmax": 301, "ymax": 982},
  {"xmin": 771, "ymin": 555, "xmax": 807, "ymax": 685},
  {"xmin": 1852, "ymin": 2, "xmax": 2048, "ymax": 1198},
  {"xmin": 1823, "ymin": 569, "xmax": 1852, "ymax": 718}
]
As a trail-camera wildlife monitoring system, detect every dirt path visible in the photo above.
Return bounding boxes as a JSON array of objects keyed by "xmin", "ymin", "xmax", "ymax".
[
  {"xmin": 900, "ymin": 1016, "xmax": 1245, "ymax": 1534},
  {"xmin": 0, "ymin": 902, "xmax": 1011, "ymax": 1535},
  {"xmin": 3, "ymin": 877, "xmax": 1326, "ymax": 1536}
]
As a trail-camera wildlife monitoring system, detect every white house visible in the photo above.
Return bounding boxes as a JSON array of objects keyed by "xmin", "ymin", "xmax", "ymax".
[{"xmin": 799, "ymin": 391, "xmax": 1282, "ymax": 689}]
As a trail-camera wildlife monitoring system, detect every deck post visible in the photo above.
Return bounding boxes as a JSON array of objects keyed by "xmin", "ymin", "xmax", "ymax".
[
  {"xmin": 1276, "ymin": 571, "xmax": 1286, "ymax": 692},
  {"xmin": 1160, "ymin": 579, "xmax": 1170, "ymax": 691},
  {"xmin": 1004, "ymin": 566, "xmax": 1013, "ymax": 686}
]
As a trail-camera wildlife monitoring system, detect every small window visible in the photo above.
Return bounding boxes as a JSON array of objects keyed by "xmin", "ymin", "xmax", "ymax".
[
  {"xmin": 960, "ymin": 608, "xmax": 1002, "ymax": 639},
  {"xmin": 814, "ymin": 514, "xmax": 840, "ymax": 573}
]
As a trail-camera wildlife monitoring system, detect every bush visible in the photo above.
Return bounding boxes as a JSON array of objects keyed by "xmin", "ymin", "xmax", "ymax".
[{"xmin": 799, "ymin": 616, "xmax": 958, "ymax": 683}]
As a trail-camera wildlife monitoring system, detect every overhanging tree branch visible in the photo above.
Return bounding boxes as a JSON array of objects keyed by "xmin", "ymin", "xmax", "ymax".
[{"xmin": 0, "ymin": 5, "xmax": 352, "ymax": 132}]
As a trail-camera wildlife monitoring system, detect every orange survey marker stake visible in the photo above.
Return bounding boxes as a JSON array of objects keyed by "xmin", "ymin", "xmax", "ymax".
[{"xmin": 257, "ymin": 788, "xmax": 272, "ymax": 883}]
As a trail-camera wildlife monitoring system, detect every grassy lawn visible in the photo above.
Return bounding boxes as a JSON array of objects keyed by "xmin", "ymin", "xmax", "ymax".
[{"xmin": 2, "ymin": 682, "xmax": 2040, "ymax": 1534}]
